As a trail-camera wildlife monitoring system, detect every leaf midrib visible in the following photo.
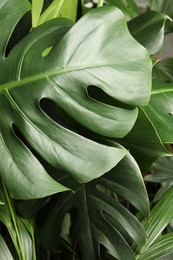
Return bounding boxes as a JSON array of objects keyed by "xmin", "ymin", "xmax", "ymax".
[{"xmin": 0, "ymin": 61, "xmax": 127, "ymax": 91}]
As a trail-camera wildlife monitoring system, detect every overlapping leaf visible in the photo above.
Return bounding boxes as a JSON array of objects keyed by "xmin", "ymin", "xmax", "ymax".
[
  {"xmin": 41, "ymin": 151, "xmax": 149, "ymax": 259},
  {"xmin": 0, "ymin": 1, "xmax": 152, "ymax": 199},
  {"xmin": 148, "ymin": 0, "xmax": 173, "ymax": 33},
  {"xmin": 128, "ymin": 11, "xmax": 170, "ymax": 55},
  {"xmin": 143, "ymin": 79, "xmax": 173, "ymax": 143}
]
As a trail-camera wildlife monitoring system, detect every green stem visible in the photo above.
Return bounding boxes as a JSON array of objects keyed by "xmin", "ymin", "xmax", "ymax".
[
  {"xmin": 97, "ymin": 0, "xmax": 104, "ymax": 7},
  {"xmin": 2, "ymin": 180, "xmax": 25, "ymax": 260}
]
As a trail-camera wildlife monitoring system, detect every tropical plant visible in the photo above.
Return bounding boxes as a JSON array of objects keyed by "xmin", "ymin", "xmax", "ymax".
[{"xmin": 1, "ymin": 0, "xmax": 173, "ymax": 259}]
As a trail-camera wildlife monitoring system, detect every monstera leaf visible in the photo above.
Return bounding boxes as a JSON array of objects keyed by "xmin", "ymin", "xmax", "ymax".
[
  {"xmin": 0, "ymin": 0, "xmax": 152, "ymax": 199},
  {"xmin": 41, "ymin": 151, "xmax": 149, "ymax": 259}
]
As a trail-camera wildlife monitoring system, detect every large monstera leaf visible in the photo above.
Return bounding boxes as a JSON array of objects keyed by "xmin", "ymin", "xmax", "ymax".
[{"xmin": 0, "ymin": 0, "xmax": 152, "ymax": 199}]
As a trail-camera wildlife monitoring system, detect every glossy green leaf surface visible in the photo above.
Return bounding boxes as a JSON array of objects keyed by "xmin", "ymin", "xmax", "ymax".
[
  {"xmin": 137, "ymin": 233, "xmax": 173, "ymax": 260},
  {"xmin": 0, "ymin": 1, "xmax": 152, "ymax": 199},
  {"xmin": 41, "ymin": 152, "xmax": 149, "ymax": 259},
  {"xmin": 143, "ymin": 79, "xmax": 173, "ymax": 143},
  {"xmin": 117, "ymin": 109, "xmax": 168, "ymax": 172},
  {"xmin": 128, "ymin": 11, "xmax": 170, "ymax": 55}
]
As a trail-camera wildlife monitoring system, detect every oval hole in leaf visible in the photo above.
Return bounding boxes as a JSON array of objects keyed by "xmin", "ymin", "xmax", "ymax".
[
  {"xmin": 41, "ymin": 46, "xmax": 53, "ymax": 57},
  {"xmin": 87, "ymin": 86, "xmax": 134, "ymax": 110},
  {"xmin": 5, "ymin": 11, "xmax": 31, "ymax": 57}
]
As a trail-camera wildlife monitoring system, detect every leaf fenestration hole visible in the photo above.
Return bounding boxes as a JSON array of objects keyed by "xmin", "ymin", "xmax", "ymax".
[
  {"xmin": 87, "ymin": 85, "xmax": 134, "ymax": 109},
  {"xmin": 5, "ymin": 12, "xmax": 31, "ymax": 57},
  {"xmin": 41, "ymin": 46, "xmax": 53, "ymax": 57}
]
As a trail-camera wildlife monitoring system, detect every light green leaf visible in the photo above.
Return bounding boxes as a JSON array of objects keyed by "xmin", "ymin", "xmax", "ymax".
[
  {"xmin": 38, "ymin": 0, "xmax": 64, "ymax": 25},
  {"xmin": 0, "ymin": 2, "xmax": 152, "ymax": 199},
  {"xmin": 32, "ymin": 0, "xmax": 43, "ymax": 28},
  {"xmin": 140, "ymin": 186, "xmax": 173, "ymax": 253},
  {"xmin": 143, "ymin": 79, "xmax": 173, "ymax": 143},
  {"xmin": 0, "ymin": 234, "xmax": 14, "ymax": 260},
  {"xmin": 137, "ymin": 233, "xmax": 173, "ymax": 260},
  {"xmin": 38, "ymin": 0, "xmax": 78, "ymax": 25},
  {"xmin": 128, "ymin": 11, "xmax": 171, "ymax": 55}
]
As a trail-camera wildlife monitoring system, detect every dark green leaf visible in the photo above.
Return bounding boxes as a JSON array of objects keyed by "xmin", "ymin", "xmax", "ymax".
[
  {"xmin": 128, "ymin": 11, "xmax": 170, "ymax": 55},
  {"xmin": 117, "ymin": 109, "xmax": 168, "ymax": 172},
  {"xmin": 0, "ymin": 2, "xmax": 152, "ymax": 199},
  {"xmin": 143, "ymin": 79, "xmax": 173, "ymax": 143},
  {"xmin": 41, "ymin": 153, "xmax": 148, "ymax": 259}
]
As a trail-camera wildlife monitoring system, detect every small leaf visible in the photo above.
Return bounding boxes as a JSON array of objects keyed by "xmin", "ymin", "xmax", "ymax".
[
  {"xmin": 128, "ymin": 11, "xmax": 171, "ymax": 55},
  {"xmin": 37, "ymin": 0, "xmax": 78, "ymax": 25},
  {"xmin": 0, "ymin": 4, "xmax": 152, "ymax": 199}
]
